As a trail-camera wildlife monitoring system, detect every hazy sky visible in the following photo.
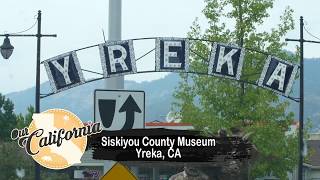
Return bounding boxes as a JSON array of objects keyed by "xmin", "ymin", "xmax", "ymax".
[{"xmin": 0, "ymin": 0, "xmax": 319, "ymax": 94}]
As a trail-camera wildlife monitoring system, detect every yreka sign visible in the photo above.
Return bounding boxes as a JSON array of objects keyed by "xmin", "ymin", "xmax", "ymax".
[{"xmin": 43, "ymin": 37, "xmax": 298, "ymax": 97}]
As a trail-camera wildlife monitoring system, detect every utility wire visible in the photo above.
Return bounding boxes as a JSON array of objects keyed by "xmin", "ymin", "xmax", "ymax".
[
  {"xmin": 136, "ymin": 48, "xmax": 155, "ymax": 61},
  {"xmin": 6, "ymin": 15, "xmax": 38, "ymax": 35},
  {"xmin": 303, "ymin": 22, "xmax": 320, "ymax": 41}
]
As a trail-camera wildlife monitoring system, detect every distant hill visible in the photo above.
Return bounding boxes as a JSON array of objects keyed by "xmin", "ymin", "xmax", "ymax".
[
  {"xmin": 5, "ymin": 59, "xmax": 320, "ymax": 131},
  {"xmin": 295, "ymin": 58, "xmax": 320, "ymax": 131},
  {"xmin": 6, "ymin": 73, "xmax": 180, "ymax": 122}
]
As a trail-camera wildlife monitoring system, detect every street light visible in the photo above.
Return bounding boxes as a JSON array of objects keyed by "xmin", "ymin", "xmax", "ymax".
[
  {"xmin": 286, "ymin": 16, "xmax": 320, "ymax": 180},
  {"xmin": 0, "ymin": 35, "xmax": 14, "ymax": 59},
  {"xmin": 0, "ymin": 10, "xmax": 56, "ymax": 180}
]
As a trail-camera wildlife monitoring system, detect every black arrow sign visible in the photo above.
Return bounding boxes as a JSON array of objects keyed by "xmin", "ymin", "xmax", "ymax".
[
  {"xmin": 119, "ymin": 95, "xmax": 142, "ymax": 130},
  {"xmin": 98, "ymin": 99, "xmax": 116, "ymax": 128}
]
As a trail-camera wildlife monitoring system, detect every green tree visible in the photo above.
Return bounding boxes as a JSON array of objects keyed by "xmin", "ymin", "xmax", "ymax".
[
  {"xmin": 0, "ymin": 94, "xmax": 34, "ymax": 179},
  {"xmin": 173, "ymin": 0, "xmax": 298, "ymax": 179},
  {"xmin": 0, "ymin": 93, "xmax": 33, "ymax": 140},
  {"xmin": 0, "ymin": 93, "xmax": 18, "ymax": 141},
  {"xmin": 16, "ymin": 105, "xmax": 34, "ymax": 128},
  {"xmin": 0, "ymin": 98, "xmax": 71, "ymax": 180},
  {"xmin": 0, "ymin": 141, "xmax": 35, "ymax": 180}
]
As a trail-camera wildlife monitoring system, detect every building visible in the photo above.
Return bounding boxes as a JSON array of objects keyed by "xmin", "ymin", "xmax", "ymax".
[
  {"xmin": 72, "ymin": 121, "xmax": 194, "ymax": 179},
  {"xmin": 303, "ymin": 133, "xmax": 320, "ymax": 180},
  {"xmin": 126, "ymin": 121, "xmax": 194, "ymax": 180},
  {"xmin": 74, "ymin": 121, "xmax": 313, "ymax": 180}
]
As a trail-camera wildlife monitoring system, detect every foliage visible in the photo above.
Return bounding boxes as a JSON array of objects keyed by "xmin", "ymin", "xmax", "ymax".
[
  {"xmin": 0, "ymin": 93, "xmax": 18, "ymax": 141},
  {"xmin": 0, "ymin": 94, "xmax": 71, "ymax": 179},
  {"xmin": 0, "ymin": 141, "xmax": 35, "ymax": 180},
  {"xmin": 0, "ymin": 140, "xmax": 71, "ymax": 179},
  {"xmin": 173, "ymin": 0, "xmax": 299, "ymax": 179},
  {"xmin": 0, "ymin": 94, "xmax": 35, "ymax": 179},
  {"xmin": 0, "ymin": 92, "xmax": 35, "ymax": 140}
]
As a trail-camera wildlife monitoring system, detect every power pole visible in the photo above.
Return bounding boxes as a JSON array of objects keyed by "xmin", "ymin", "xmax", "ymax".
[
  {"xmin": 286, "ymin": 16, "xmax": 320, "ymax": 180},
  {"xmin": 105, "ymin": 0, "xmax": 124, "ymax": 89},
  {"xmin": 35, "ymin": 10, "xmax": 42, "ymax": 180},
  {"xmin": 102, "ymin": 0, "xmax": 124, "ymax": 175}
]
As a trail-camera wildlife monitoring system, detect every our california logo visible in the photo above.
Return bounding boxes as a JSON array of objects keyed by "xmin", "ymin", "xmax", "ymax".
[{"xmin": 11, "ymin": 109, "xmax": 101, "ymax": 169}]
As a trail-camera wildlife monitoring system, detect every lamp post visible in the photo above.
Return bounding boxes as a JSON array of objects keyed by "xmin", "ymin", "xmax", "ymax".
[
  {"xmin": 286, "ymin": 16, "xmax": 320, "ymax": 180},
  {"xmin": 0, "ymin": 35, "xmax": 14, "ymax": 59},
  {"xmin": 0, "ymin": 10, "xmax": 57, "ymax": 180}
]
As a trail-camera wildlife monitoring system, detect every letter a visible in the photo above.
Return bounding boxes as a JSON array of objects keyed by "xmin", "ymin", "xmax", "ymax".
[{"xmin": 266, "ymin": 63, "xmax": 287, "ymax": 91}]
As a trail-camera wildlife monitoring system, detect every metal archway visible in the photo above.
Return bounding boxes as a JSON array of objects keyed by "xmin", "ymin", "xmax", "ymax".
[{"xmin": 39, "ymin": 37, "xmax": 300, "ymax": 103}]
